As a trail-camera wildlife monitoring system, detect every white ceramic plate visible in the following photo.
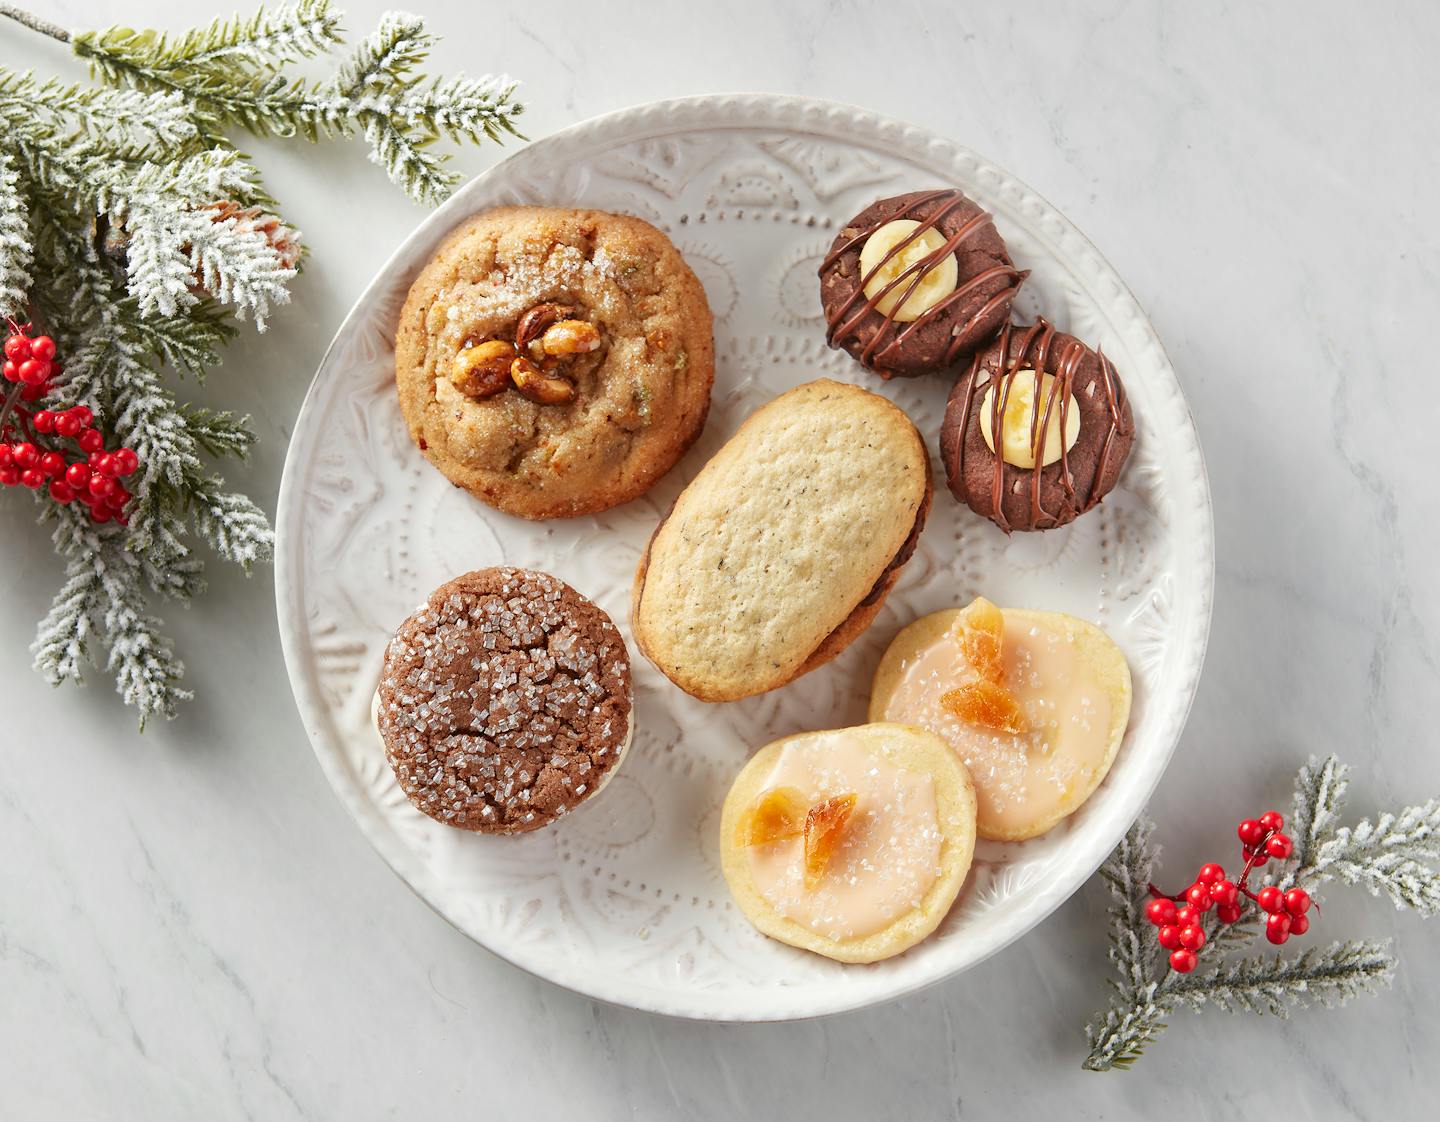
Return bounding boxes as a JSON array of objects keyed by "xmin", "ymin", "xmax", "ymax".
[{"xmin": 275, "ymin": 94, "xmax": 1213, "ymax": 1020}]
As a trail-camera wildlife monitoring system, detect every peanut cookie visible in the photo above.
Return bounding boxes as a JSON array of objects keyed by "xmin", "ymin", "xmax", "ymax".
[
  {"xmin": 819, "ymin": 189, "xmax": 1025, "ymax": 378},
  {"xmin": 632, "ymin": 379, "xmax": 931, "ymax": 702},
  {"xmin": 395, "ymin": 206, "xmax": 715, "ymax": 519},
  {"xmin": 376, "ymin": 568, "xmax": 632, "ymax": 834}
]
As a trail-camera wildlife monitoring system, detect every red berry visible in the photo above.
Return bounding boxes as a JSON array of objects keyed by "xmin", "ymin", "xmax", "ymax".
[
  {"xmin": 18, "ymin": 358, "xmax": 50, "ymax": 385},
  {"xmin": 70, "ymin": 405, "xmax": 93, "ymax": 427},
  {"xmin": 20, "ymin": 380, "xmax": 49, "ymax": 402},
  {"xmin": 1265, "ymin": 912, "xmax": 1292, "ymax": 944},
  {"xmin": 0, "ymin": 466, "xmax": 18, "ymax": 486},
  {"xmin": 106, "ymin": 485, "xmax": 130, "ymax": 509},
  {"xmin": 20, "ymin": 467, "xmax": 43, "ymax": 488},
  {"xmin": 28, "ymin": 336, "xmax": 55, "ymax": 361},
  {"xmin": 1145, "ymin": 897, "xmax": 1178, "ymax": 927},
  {"xmin": 1283, "ymin": 888, "xmax": 1311, "ymax": 915},
  {"xmin": 1175, "ymin": 904, "xmax": 1201, "ymax": 927},
  {"xmin": 55, "ymin": 413, "xmax": 82, "ymax": 438},
  {"xmin": 78, "ymin": 428, "xmax": 104, "ymax": 453},
  {"xmin": 1266, "ymin": 833, "xmax": 1293, "ymax": 859},
  {"xmin": 1197, "ymin": 863, "xmax": 1226, "ymax": 885},
  {"xmin": 64, "ymin": 463, "xmax": 90, "ymax": 490},
  {"xmin": 1169, "ymin": 949, "xmax": 1198, "ymax": 973},
  {"xmin": 1157, "ymin": 924, "xmax": 1182, "ymax": 950},
  {"xmin": 1289, "ymin": 913, "xmax": 1310, "ymax": 936},
  {"xmin": 1186, "ymin": 883, "xmax": 1214, "ymax": 911},
  {"xmin": 1238, "ymin": 819, "xmax": 1266, "ymax": 847},
  {"xmin": 11, "ymin": 441, "xmax": 38, "ymax": 469},
  {"xmin": 89, "ymin": 504, "xmax": 112, "ymax": 523},
  {"xmin": 112, "ymin": 447, "xmax": 139, "ymax": 476},
  {"xmin": 1245, "ymin": 846, "xmax": 1269, "ymax": 866},
  {"xmin": 32, "ymin": 409, "xmax": 55, "ymax": 434},
  {"xmin": 0, "ymin": 446, "xmax": 10, "ymax": 468},
  {"xmin": 48, "ymin": 480, "xmax": 74, "ymax": 503},
  {"xmin": 88, "ymin": 473, "xmax": 116, "ymax": 498},
  {"xmin": 1259, "ymin": 811, "xmax": 1285, "ymax": 832},
  {"xmin": 1257, "ymin": 886, "xmax": 1284, "ymax": 914},
  {"xmin": 1211, "ymin": 879, "xmax": 1239, "ymax": 906},
  {"xmin": 38, "ymin": 451, "xmax": 64, "ymax": 476},
  {"xmin": 1216, "ymin": 902, "xmax": 1243, "ymax": 924},
  {"xmin": 93, "ymin": 452, "xmax": 119, "ymax": 477},
  {"xmin": 1178, "ymin": 924, "xmax": 1206, "ymax": 951},
  {"xmin": 4, "ymin": 334, "xmax": 30, "ymax": 361},
  {"xmin": 1, "ymin": 359, "xmax": 17, "ymax": 381}
]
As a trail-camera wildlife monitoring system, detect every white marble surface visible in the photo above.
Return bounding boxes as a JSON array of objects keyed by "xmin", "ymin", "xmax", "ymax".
[{"xmin": 1, "ymin": 0, "xmax": 1435, "ymax": 1115}]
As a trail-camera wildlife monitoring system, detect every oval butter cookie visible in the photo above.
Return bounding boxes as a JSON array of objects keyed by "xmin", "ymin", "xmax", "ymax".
[
  {"xmin": 633, "ymin": 379, "xmax": 931, "ymax": 702},
  {"xmin": 720, "ymin": 723, "xmax": 977, "ymax": 963},
  {"xmin": 395, "ymin": 206, "xmax": 715, "ymax": 519},
  {"xmin": 869, "ymin": 601, "xmax": 1132, "ymax": 841}
]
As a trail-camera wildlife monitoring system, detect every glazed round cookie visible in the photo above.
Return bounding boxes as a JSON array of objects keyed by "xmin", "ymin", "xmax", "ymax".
[
  {"xmin": 376, "ymin": 567, "xmax": 632, "ymax": 834},
  {"xmin": 720, "ymin": 724, "xmax": 977, "ymax": 963},
  {"xmin": 819, "ymin": 189, "xmax": 1025, "ymax": 378},
  {"xmin": 939, "ymin": 318, "xmax": 1135, "ymax": 532},
  {"xmin": 869, "ymin": 604, "xmax": 1132, "ymax": 841},
  {"xmin": 395, "ymin": 206, "xmax": 715, "ymax": 519}
]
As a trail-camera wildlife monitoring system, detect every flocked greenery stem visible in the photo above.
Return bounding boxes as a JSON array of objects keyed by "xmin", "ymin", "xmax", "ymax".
[
  {"xmin": 1083, "ymin": 755, "xmax": 1439, "ymax": 1070},
  {"xmin": 0, "ymin": 1, "xmax": 523, "ymax": 725}
]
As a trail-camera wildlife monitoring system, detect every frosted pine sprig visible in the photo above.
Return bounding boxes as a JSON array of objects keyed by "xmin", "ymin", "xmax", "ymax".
[
  {"xmin": 0, "ymin": 2, "xmax": 522, "ymax": 725},
  {"xmin": 1082, "ymin": 755, "xmax": 1437, "ymax": 1072},
  {"xmin": 70, "ymin": 1, "xmax": 524, "ymax": 204},
  {"xmin": 0, "ymin": 149, "xmax": 31, "ymax": 318}
]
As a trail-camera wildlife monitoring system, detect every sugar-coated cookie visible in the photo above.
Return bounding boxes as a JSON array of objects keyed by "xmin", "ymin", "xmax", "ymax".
[
  {"xmin": 720, "ymin": 723, "xmax": 977, "ymax": 963},
  {"xmin": 939, "ymin": 319, "xmax": 1134, "ymax": 532},
  {"xmin": 819, "ymin": 189, "xmax": 1025, "ymax": 378},
  {"xmin": 869, "ymin": 601, "xmax": 1132, "ymax": 841},
  {"xmin": 376, "ymin": 568, "xmax": 632, "ymax": 834},
  {"xmin": 632, "ymin": 379, "xmax": 931, "ymax": 702},
  {"xmin": 395, "ymin": 206, "xmax": 714, "ymax": 519}
]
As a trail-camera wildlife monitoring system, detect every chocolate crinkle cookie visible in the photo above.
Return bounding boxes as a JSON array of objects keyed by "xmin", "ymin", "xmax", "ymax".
[
  {"xmin": 819, "ymin": 189, "xmax": 1026, "ymax": 378},
  {"xmin": 939, "ymin": 319, "xmax": 1135, "ymax": 532},
  {"xmin": 376, "ymin": 567, "xmax": 633, "ymax": 834}
]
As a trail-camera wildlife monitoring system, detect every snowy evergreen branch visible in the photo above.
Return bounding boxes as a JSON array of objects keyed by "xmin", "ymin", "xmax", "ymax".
[
  {"xmin": 1082, "ymin": 756, "xmax": 1436, "ymax": 1071},
  {"xmin": 0, "ymin": 148, "xmax": 31, "ymax": 318},
  {"xmin": 1167, "ymin": 941, "xmax": 1395, "ymax": 1017},
  {"xmin": 1, "ymin": 3, "xmax": 523, "ymax": 723},
  {"xmin": 69, "ymin": 2, "xmax": 523, "ymax": 204}
]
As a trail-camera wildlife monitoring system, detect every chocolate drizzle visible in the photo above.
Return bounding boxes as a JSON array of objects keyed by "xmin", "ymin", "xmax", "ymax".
[
  {"xmin": 820, "ymin": 189, "xmax": 1027, "ymax": 375},
  {"xmin": 952, "ymin": 318, "xmax": 1133, "ymax": 532}
]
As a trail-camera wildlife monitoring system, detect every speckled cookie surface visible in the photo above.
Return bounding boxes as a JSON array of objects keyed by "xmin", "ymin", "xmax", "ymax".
[
  {"xmin": 939, "ymin": 320, "xmax": 1135, "ymax": 532},
  {"xmin": 632, "ymin": 379, "xmax": 931, "ymax": 702},
  {"xmin": 376, "ymin": 568, "xmax": 632, "ymax": 834},
  {"xmin": 395, "ymin": 206, "xmax": 714, "ymax": 519},
  {"xmin": 819, "ymin": 189, "xmax": 1023, "ymax": 378}
]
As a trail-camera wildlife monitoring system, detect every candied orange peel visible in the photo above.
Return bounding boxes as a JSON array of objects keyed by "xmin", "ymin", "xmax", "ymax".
[
  {"xmin": 803, "ymin": 792, "xmax": 859, "ymax": 889},
  {"xmin": 958, "ymin": 596, "xmax": 1007, "ymax": 685},
  {"xmin": 945, "ymin": 597, "xmax": 1030, "ymax": 733},
  {"xmin": 942, "ymin": 679, "xmax": 1029, "ymax": 734},
  {"xmin": 738, "ymin": 786, "xmax": 808, "ymax": 847}
]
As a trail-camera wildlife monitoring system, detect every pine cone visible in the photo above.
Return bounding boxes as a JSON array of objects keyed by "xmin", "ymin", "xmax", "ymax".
[{"xmin": 198, "ymin": 201, "xmax": 303, "ymax": 271}]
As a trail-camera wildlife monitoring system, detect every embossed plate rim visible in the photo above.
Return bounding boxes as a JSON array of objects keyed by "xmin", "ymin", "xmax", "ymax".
[{"xmin": 275, "ymin": 93, "xmax": 1214, "ymax": 1020}]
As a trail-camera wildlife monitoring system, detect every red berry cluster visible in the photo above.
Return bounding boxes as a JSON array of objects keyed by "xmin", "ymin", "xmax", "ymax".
[
  {"xmin": 1, "ymin": 322, "xmax": 140, "ymax": 524},
  {"xmin": 1142, "ymin": 810, "xmax": 1314, "ymax": 974}
]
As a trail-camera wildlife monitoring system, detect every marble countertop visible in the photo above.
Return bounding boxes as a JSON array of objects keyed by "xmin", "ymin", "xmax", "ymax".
[{"xmin": 2, "ymin": 1, "xmax": 1434, "ymax": 1116}]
